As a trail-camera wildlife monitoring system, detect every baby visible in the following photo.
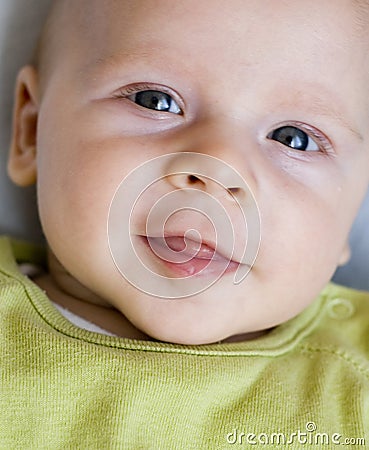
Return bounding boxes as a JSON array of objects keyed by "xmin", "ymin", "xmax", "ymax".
[{"xmin": 1, "ymin": 0, "xmax": 369, "ymax": 447}]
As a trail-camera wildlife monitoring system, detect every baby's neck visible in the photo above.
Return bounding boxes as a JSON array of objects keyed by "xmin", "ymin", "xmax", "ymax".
[{"xmin": 32, "ymin": 272, "xmax": 151, "ymax": 340}]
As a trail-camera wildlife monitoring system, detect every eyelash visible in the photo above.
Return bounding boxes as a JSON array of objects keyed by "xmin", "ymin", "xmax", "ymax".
[
  {"xmin": 268, "ymin": 122, "xmax": 333, "ymax": 154},
  {"xmin": 113, "ymin": 83, "xmax": 183, "ymax": 109},
  {"xmin": 114, "ymin": 82, "xmax": 156, "ymax": 96}
]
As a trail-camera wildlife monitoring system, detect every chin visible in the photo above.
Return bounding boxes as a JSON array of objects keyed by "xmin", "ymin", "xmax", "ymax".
[
  {"xmin": 157, "ymin": 334, "xmax": 222, "ymax": 346},
  {"xmin": 140, "ymin": 321, "xmax": 230, "ymax": 346}
]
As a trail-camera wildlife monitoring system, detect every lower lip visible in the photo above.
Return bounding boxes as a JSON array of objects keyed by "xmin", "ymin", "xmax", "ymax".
[{"xmin": 139, "ymin": 236, "xmax": 240, "ymax": 278}]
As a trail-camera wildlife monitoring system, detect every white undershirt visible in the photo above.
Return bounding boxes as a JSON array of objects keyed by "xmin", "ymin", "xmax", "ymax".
[
  {"xmin": 52, "ymin": 303, "xmax": 118, "ymax": 337},
  {"xmin": 18, "ymin": 263, "xmax": 117, "ymax": 337}
]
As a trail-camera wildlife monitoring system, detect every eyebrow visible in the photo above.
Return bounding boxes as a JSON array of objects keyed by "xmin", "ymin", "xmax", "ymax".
[
  {"xmin": 81, "ymin": 47, "xmax": 190, "ymax": 93},
  {"xmin": 273, "ymin": 84, "xmax": 364, "ymax": 142},
  {"xmin": 91, "ymin": 52, "xmax": 154, "ymax": 70},
  {"xmin": 83, "ymin": 44, "xmax": 175, "ymax": 80}
]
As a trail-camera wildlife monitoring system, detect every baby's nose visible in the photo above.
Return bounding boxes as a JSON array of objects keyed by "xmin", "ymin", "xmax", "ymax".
[{"xmin": 164, "ymin": 153, "xmax": 247, "ymax": 203}]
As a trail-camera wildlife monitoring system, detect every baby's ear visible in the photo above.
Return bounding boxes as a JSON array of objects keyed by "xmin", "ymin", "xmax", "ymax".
[
  {"xmin": 337, "ymin": 240, "xmax": 351, "ymax": 267},
  {"xmin": 7, "ymin": 66, "xmax": 39, "ymax": 186}
]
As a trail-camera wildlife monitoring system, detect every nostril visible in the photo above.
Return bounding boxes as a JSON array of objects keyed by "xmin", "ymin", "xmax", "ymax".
[
  {"xmin": 187, "ymin": 174, "xmax": 205, "ymax": 186},
  {"xmin": 227, "ymin": 187, "xmax": 240, "ymax": 195},
  {"xmin": 226, "ymin": 187, "xmax": 246, "ymax": 202}
]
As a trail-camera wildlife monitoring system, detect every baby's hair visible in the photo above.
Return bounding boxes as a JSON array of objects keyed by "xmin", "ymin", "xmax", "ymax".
[
  {"xmin": 32, "ymin": 1, "xmax": 60, "ymax": 65},
  {"xmin": 32, "ymin": 0, "xmax": 92, "ymax": 93},
  {"xmin": 31, "ymin": 0, "xmax": 65, "ymax": 92},
  {"xmin": 354, "ymin": 0, "xmax": 369, "ymax": 32}
]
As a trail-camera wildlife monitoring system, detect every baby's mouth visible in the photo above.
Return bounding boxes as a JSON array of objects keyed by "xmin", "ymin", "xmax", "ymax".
[{"xmin": 138, "ymin": 235, "xmax": 240, "ymax": 277}]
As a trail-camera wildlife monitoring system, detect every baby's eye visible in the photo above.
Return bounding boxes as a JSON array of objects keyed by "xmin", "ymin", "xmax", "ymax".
[
  {"xmin": 267, "ymin": 126, "xmax": 319, "ymax": 151},
  {"xmin": 128, "ymin": 90, "xmax": 182, "ymax": 115}
]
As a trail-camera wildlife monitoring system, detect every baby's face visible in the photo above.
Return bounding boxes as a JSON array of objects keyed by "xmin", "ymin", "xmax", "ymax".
[{"xmin": 11, "ymin": 0, "xmax": 369, "ymax": 343}]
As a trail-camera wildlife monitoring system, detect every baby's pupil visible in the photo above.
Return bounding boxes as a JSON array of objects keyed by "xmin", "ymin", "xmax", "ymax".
[
  {"xmin": 135, "ymin": 90, "xmax": 172, "ymax": 112},
  {"xmin": 272, "ymin": 126, "xmax": 308, "ymax": 150}
]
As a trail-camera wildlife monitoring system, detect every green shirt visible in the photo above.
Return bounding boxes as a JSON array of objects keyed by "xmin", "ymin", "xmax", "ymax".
[{"xmin": 0, "ymin": 235, "xmax": 368, "ymax": 449}]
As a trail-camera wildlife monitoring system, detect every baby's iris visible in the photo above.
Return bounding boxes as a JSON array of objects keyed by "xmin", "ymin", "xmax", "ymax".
[
  {"xmin": 131, "ymin": 90, "xmax": 182, "ymax": 114},
  {"xmin": 268, "ymin": 126, "xmax": 319, "ymax": 151}
]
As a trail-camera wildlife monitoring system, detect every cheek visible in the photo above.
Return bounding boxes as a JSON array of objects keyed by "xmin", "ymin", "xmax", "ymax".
[
  {"xmin": 36, "ymin": 144, "xmax": 116, "ymax": 270},
  {"xmin": 37, "ymin": 144, "xmax": 104, "ymax": 237},
  {"xmin": 256, "ymin": 174, "xmax": 349, "ymax": 283},
  {"xmin": 36, "ymin": 126, "xmax": 158, "ymax": 266},
  {"xmin": 35, "ymin": 125, "xmax": 128, "ymax": 295}
]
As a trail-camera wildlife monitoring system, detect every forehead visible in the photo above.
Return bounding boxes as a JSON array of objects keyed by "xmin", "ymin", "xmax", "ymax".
[
  {"xmin": 66, "ymin": 4, "xmax": 365, "ymax": 82},
  {"xmin": 48, "ymin": 0, "xmax": 366, "ymax": 82},
  {"xmin": 75, "ymin": 0, "xmax": 363, "ymax": 50},
  {"xmin": 51, "ymin": 0, "xmax": 366, "ymax": 56}
]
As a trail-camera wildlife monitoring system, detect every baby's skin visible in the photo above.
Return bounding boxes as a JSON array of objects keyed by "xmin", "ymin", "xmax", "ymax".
[{"xmin": 7, "ymin": 0, "xmax": 369, "ymax": 344}]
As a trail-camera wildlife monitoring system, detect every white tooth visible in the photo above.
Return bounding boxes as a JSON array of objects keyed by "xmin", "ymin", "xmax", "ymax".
[{"xmin": 187, "ymin": 265, "xmax": 196, "ymax": 276}]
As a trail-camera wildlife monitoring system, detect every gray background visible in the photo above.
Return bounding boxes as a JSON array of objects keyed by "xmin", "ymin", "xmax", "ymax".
[{"xmin": 0, "ymin": 0, "xmax": 368, "ymax": 290}]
